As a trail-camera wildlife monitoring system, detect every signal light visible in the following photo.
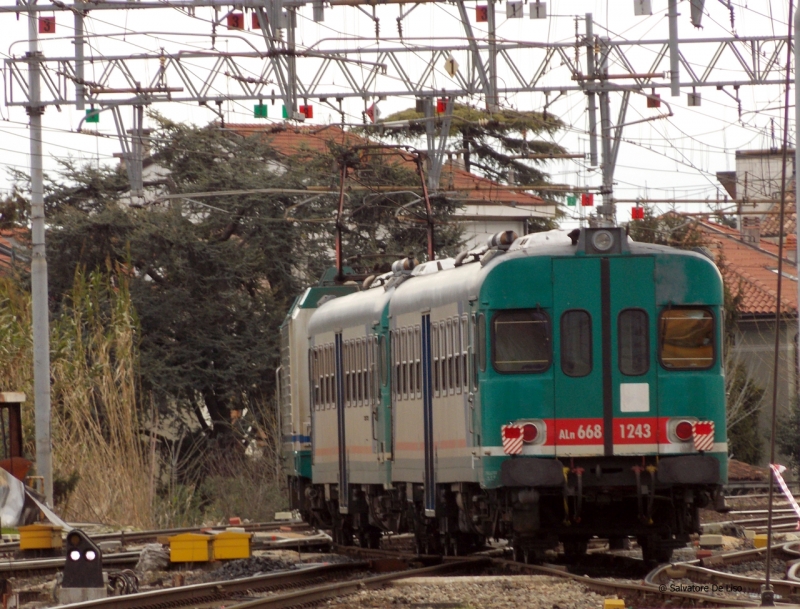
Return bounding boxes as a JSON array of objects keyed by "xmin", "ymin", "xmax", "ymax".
[
  {"xmin": 675, "ymin": 420, "xmax": 693, "ymax": 442},
  {"xmin": 521, "ymin": 423, "xmax": 538, "ymax": 443}
]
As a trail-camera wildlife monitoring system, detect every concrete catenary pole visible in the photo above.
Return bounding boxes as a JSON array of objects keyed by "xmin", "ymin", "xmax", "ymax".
[
  {"xmin": 795, "ymin": 6, "xmax": 800, "ymax": 403},
  {"xmin": 26, "ymin": 0, "xmax": 54, "ymax": 506}
]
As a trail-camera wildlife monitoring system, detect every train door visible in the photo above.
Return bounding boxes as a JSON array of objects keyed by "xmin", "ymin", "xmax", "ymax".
[
  {"xmin": 552, "ymin": 258, "xmax": 604, "ymax": 456},
  {"xmin": 608, "ymin": 257, "xmax": 658, "ymax": 456},
  {"xmin": 553, "ymin": 256, "xmax": 657, "ymax": 457}
]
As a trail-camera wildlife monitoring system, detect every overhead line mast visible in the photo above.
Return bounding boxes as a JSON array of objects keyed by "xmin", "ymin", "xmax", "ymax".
[{"xmin": 1, "ymin": 0, "xmax": 793, "ymax": 503}]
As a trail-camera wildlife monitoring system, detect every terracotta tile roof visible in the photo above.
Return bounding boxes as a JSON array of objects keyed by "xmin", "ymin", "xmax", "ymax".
[
  {"xmin": 0, "ymin": 228, "xmax": 28, "ymax": 274},
  {"xmin": 228, "ymin": 124, "xmax": 548, "ymax": 209},
  {"xmin": 695, "ymin": 219, "xmax": 797, "ymax": 317}
]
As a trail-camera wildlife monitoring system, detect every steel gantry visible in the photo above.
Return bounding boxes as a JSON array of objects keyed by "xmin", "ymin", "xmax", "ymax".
[{"xmin": 1, "ymin": 0, "xmax": 793, "ymax": 505}]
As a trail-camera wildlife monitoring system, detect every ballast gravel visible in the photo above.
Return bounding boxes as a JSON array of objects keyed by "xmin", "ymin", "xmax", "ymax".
[{"xmin": 321, "ymin": 574, "xmax": 610, "ymax": 608}]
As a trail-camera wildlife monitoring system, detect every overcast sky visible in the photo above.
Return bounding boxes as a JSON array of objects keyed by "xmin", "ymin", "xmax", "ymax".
[{"xmin": 0, "ymin": 0, "xmax": 794, "ymax": 225}]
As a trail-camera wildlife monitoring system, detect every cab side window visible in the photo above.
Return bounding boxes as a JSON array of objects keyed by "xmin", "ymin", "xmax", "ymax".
[
  {"xmin": 492, "ymin": 309, "xmax": 551, "ymax": 373},
  {"xmin": 659, "ymin": 308, "xmax": 715, "ymax": 369}
]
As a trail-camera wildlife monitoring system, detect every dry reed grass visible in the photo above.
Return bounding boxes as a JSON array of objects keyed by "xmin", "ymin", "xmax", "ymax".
[{"xmin": 0, "ymin": 269, "xmax": 288, "ymax": 529}]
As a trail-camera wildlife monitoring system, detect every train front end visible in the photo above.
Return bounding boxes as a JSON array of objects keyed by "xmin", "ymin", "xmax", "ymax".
[{"xmin": 478, "ymin": 227, "xmax": 726, "ymax": 562}]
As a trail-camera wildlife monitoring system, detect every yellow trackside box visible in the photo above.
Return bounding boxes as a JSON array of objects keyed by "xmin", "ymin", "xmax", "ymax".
[
  {"xmin": 212, "ymin": 531, "xmax": 252, "ymax": 560},
  {"xmin": 168, "ymin": 533, "xmax": 212, "ymax": 562},
  {"xmin": 603, "ymin": 600, "xmax": 626, "ymax": 609},
  {"xmin": 19, "ymin": 524, "xmax": 62, "ymax": 550},
  {"xmin": 754, "ymin": 534, "xmax": 768, "ymax": 549}
]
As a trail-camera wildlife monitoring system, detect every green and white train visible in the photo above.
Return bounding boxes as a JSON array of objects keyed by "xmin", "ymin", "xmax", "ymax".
[{"xmin": 277, "ymin": 227, "xmax": 727, "ymax": 562}]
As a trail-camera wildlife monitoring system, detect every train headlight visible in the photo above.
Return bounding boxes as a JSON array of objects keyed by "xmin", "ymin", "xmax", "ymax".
[{"xmin": 591, "ymin": 230, "xmax": 614, "ymax": 252}]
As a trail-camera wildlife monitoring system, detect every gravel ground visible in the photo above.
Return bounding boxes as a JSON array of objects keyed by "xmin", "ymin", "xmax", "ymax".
[
  {"xmin": 716, "ymin": 557, "xmax": 787, "ymax": 577},
  {"xmin": 321, "ymin": 575, "xmax": 611, "ymax": 609}
]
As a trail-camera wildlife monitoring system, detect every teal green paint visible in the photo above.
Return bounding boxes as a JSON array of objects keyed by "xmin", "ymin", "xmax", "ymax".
[
  {"xmin": 297, "ymin": 285, "xmax": 358, "ymax": 309},
  {"xmin": 553, "ymin": 257, "xmax": 602, "ymax": 423},
  {"xmin": 296, "ymin": 451, "xmax": 312, "ymax": 478},
  {"xmin": 479, "ymin": 257, "xmax": 553, "ymax": 309},
  {"xmin": 655, "ymin": 254, "xmax": 723, "ymax": 305}
]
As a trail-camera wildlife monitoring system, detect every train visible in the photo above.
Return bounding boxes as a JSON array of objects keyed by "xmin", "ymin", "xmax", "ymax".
[{"xmin": 277, "ymin": 226, "xmax": 727, "ymax": 563}]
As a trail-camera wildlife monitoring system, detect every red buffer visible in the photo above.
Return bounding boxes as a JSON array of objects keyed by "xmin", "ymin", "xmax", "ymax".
[
  {"xmin": 227, "ymin": 12, "xmax": 244, "ymax": 29},
  {"xmin": 631, "ymin": 206, "xmax": 645, "ymax": 220},
  {"xmin": 38, "ymin": 16, "xmax": 55, "ymax": 33}
]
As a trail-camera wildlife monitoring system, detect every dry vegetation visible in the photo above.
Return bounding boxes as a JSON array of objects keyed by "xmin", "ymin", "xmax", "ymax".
[{"xmin": 0, "ymin": 270, "xmax": 286, "ymax": 528}]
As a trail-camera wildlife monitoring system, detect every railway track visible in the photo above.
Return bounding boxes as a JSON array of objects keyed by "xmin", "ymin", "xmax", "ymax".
[
  {"xmin": 0, "ymin": 520, "xmax": 311, "ymax": 556},
  {"xmin": 58, "ymin": 557, "xmax": 485, "ymax": 609}
]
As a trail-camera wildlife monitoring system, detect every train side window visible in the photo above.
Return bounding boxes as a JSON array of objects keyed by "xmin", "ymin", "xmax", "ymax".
[
  {"xmin": 379, "ymin": 335, "xmax": 388, "ymax": 388},
  {"xmin": 313, "ymin": 348, "xmax": 320, "ymax": 410},
  {"xmin": 321, "ymin": 346, "xmax": 327, "ymax": 409},
  {"xmin": 618, "ymin": 309, "xmax": 649, "ymax": 376},
  {"xmin": 391, "ymin": 332, "xmax": 399, "ymax": 401},
  {"xmin": 343, "ymin": 341, "xmax": 350, "ymax": 407},
  {"xmin": 326, "ymin": 345, "xmax": 332, "ymax": 409},
  {"xmin": 659, "ymin": 308, "xmax": 715, "ymax": 369},
  {"xmin": 402, "ymin": 328, "xmax": 409, "ymax": 400},
  {"xmin": 461, "ymin": 316, "xmax": 469, "ymax": 391},
  {"xmin": 414, "ymin": 325, "xmax": 422, "ymax": 398},
  {"xmin": 432, "ymin": 323, "xmax": 440, "ymax": 397},
  {"xmin": 477, "ymin": 313, "xmax": 487, "ymax": 373},
  {"xmin": 439, "ymin": 322, "xmax": 446, "ymax": 393},
  {"xmin": 492, "ymin": 309, "xmax": 551, "ymax": 373},
  {"xmin": 561, "ymin": 310, "xmax": 592, "ymax": 377},
  {"xmin": 454, "ymin": 318, "xmax": 462, "ymax": 393},
  {"xmin": 357, "ymin": 338, "xmax": 364, "ymax": 406}
]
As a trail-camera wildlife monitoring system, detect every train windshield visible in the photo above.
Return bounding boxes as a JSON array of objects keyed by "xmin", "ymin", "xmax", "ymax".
[
  {"xmin": 659, "ymin": 308, "xmax": 714, "ymax": 369},
  {"xmin": 492, "ymin": 309, "xmax": 551, "ymax": 373}
]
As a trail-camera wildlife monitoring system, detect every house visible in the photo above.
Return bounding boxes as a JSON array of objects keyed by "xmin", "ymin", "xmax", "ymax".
[
  {"xmin": 0, "ymin": 228, "xmax": 29, "ymax": 274},
  {"xmin": 229, "ymin": 124, "xmax": 557, "ymax": 250}
]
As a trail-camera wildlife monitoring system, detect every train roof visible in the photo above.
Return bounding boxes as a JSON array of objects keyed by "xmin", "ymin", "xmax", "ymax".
[{"xmin": 306, "ymin": 228, "xmax": 721, "ymax": 334}]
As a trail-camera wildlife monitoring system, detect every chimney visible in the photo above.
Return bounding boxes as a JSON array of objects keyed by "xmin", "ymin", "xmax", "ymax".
[{"xmin": 741, "ymin": 216, "xmax": 761, "ymax": 247}]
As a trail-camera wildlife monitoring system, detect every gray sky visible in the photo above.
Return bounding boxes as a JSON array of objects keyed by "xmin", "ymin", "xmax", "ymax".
[{"xmin": 0, "ymin": 0, "xmax": 794, "ymax": 224}]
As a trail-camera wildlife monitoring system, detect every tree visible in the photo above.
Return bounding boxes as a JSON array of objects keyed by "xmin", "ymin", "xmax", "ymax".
[
  {"xmin": 16, "ymin": 116, "xmax": 462, "ymax": 436},
  {"xmin": 365, "ymin": 103, "xmax": 567, "ymax": 200}
]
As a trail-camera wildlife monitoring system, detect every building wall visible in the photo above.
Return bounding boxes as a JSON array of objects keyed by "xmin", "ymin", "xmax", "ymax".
[
  {"xmin": 735, "ymin": 150, "xmax": 795, "ymax": 212},
  {"xmin": 731, "ymin": 318, "xmax": 797, "ymax": 467}
]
